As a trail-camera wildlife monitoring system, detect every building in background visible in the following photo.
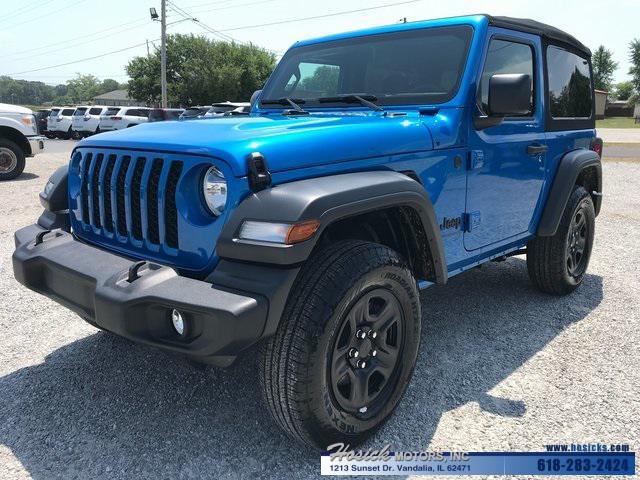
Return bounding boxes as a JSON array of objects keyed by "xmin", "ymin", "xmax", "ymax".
[{"xmin": 93, "ymin": 89, "xmax": 145, "ymax": 107}]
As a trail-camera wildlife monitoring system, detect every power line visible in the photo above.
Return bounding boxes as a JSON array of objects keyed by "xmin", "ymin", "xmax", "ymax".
[
  {"xmin": 5, "ymin": 41, "xmax": 156, "ymax": 76},
  {"xmin": 216, "ymin": 0, "xmax": 424, "ymax": 32},
  {"xmin": 2, "ymin": 17, "xmax": 150, "ymax": 58},
  {"xmin": 0, "ymin": 0, "xmax": 55, "ymax": 26},
  {"xmin": 5, "ymin": 19, "xmax": 155, "ymax": 63},
  {"xmin": 3, "ymin": 0, "xmax": 89, "ymax": 31}
]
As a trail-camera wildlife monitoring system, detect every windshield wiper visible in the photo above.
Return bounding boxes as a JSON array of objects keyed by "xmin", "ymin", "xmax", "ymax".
[
  {"xmin": 317, "ymin": 94, "xmax": 384, "ymax": 112},
  {"xmin": 260, "ymin": 97, "xmax": 308, "ymax": 114}
]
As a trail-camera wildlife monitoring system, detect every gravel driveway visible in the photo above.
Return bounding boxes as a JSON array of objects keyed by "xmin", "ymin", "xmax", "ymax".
[{"xmin": 0, "ymin": 140, "xmax": 638, "ymax": 479}]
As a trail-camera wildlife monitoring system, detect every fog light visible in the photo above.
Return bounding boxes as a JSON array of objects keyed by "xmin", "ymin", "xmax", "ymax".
[{"xmin": 171, "ymin": 309, "xmax": 185, "ymax": 335}]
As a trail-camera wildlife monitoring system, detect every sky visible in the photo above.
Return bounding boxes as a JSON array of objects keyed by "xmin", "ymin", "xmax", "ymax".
[{"xmin": 0, "ymin": 0, "xmax": 638, "ymax": 86}]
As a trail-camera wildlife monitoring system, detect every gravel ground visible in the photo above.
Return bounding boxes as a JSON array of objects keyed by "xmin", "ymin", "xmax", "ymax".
[
  {"xmin": 598, "ymin": 128, "xmax": 640, "ymax": 143},
  {"xmin": 0, "ymin": 140, "xmax": 638, "ymax": 479}
]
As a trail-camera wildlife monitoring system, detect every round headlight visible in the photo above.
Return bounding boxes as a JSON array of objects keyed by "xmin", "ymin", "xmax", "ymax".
[{"xmin": 202, "ymin": 166, "xmax": 227, "ymax": 216}]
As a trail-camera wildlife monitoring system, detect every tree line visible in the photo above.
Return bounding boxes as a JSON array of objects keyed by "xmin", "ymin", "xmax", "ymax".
[
  {"xmin": 592, "ymin": 38, "xmax": 640, "ymax": 102},
  {"xmin": 0, "ymin": 75, "xmax": 126, "ymax": 106}
]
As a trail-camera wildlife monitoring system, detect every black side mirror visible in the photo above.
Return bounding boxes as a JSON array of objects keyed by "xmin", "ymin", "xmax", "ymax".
[
  {"xmin": 488, "ymin": 73, "xmax": 531, "ymax": 116},
  {"xmin": 475, "ymin": 73, "xmax": 531, "ymax": 130},
  {"xmin": 250, "ymin": 89, "xmax": 262, "ymax": 108}
]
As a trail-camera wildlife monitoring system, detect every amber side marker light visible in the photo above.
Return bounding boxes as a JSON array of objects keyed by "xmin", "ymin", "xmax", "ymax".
[{"xmin": 285, "ymin": 220, "xmax": 321, "ymax": 244}]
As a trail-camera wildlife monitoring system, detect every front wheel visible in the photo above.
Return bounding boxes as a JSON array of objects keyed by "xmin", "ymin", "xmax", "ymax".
[
  {"xmin": 527, "ymin": 185, "xmax": 595, "ymax": 294},
  {"xmin": 259, "ymin": 240, "xmax": 421, "ymax": 449},
  {"xmin": 0, "ymin": 139, "xmax": 26, "ymax": 180}
]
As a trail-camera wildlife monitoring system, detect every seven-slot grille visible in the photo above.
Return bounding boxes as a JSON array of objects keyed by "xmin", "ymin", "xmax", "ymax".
[{"xmin": 76, "ymin": 151, "xmax": 183, "ymax": 249}]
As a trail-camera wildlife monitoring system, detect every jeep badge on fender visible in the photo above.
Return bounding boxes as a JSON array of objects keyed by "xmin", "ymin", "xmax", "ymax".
[{"xmin": 12, "ymin": 14, "xmax": 602, "ymax": 450}]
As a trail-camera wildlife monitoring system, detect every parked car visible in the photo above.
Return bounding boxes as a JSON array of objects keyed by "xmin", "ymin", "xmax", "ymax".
[
  {"xmin": 13, "ymin": 15, "xmax": 603, "ymax": 449},
  {"xmin": 71, "ymin": 105, "xmax": 108, "ymax": 138},
  {"xmin": 35, "ymin": 109, "xmax": 51, "ymax": 136},
  {"xmin": 148, "ymin": 108, "xmax": 184, "ymax": 122},
  {"xmin": 0, "ymin": 103, "xmax": 45, "ymax": 180},
  {"xmin": 47, "ymin": 107, "xmax": 75, "ymax": 139},
  {"xmin": 98, "ymin": 107, "xmax": 150, "ymax": 131},
  {"xmin": 179, "ymin": 106, "xmax": 211, "ymax": 120},
  {"xmin": 204, "ymin": 102, "xmax": 250, "ymax": 118}
]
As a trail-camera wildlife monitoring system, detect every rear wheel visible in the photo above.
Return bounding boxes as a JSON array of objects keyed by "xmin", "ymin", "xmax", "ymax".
[
  {"xmin": 259, "ymin": 240, "xmax": 421, "ymax": 449},
  {"xmin": 527, "ymin": 185, "xmax": 595, "ymax": 294},
  {"xmin": 0, "ymin": 139, "xmax": 26, "ymax": 181}
]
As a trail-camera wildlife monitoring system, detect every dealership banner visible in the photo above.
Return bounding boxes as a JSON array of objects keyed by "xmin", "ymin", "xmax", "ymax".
[{"xmin": 321, "ymin": 444, "xmax": 635, "ymax": 476}]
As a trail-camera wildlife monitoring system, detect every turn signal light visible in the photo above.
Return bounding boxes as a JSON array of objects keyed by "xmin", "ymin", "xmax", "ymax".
[{"xmin": 285, "ymin": 220, "xmax": 320, "ymax": 244}]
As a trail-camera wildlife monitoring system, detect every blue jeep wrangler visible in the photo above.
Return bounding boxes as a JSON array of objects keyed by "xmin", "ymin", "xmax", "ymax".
[{"xmin": 13, "ymin": 15, "xmax": 602, "ymax": 449}]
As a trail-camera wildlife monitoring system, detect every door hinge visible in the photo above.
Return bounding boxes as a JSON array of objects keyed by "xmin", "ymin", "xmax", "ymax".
[
  {"xmin": 467, "ymin": 150, "xmax": 485, "ymax": 170},
  {"xmin": 463, "ymin": 211, "xmax": 481, "ymax": 232}
]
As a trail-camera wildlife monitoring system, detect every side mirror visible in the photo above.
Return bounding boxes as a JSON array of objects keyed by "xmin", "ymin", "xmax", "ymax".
[
  {"xmin": 250, "ymin": 89, "xmax": 262, "ymax": 108},
  {"xmin": 475, "ymin": 73, "xmax": 531, "ymax": 130},
  {"xmin": 488, "ymin": 73, "xmax": 531, "ymax": 116}
]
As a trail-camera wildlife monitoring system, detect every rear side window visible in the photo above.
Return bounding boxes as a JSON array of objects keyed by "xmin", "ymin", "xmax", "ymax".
[
  {"xmin": 125, "ymin": 109, "xmax": 139, "ymax": 116},
  {"xmin": 478, "ymin": 38, "xmax": 534, "ymax": 116},
  {"xmin": 61, "ymin": 109, "xmax": 75, "ymax": 116},
  {"xmin": 89, "ymin": 107, "xmax": 103, "ymax": 115},
  {"xmin": 546, "ymin": 46, "xmax": 592, "ymax": 118},
  {"xmin": 148, "ymin": 110, "xmax": 164, "ymax": 121}
]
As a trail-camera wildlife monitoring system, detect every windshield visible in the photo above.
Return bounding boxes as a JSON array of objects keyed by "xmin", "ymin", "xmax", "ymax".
[
  {"xmin": 261, "ymin": 25, "xmax": 473, "ymax": 108},
  {"xmin": 49, "ymin": 109, "xmax": 60, "ymax": 117}
]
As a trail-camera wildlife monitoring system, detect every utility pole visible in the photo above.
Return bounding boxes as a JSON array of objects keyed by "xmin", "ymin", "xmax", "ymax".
[{"xmin": 160, "ymin": 0, "xmax": 167, "ymax": 108}]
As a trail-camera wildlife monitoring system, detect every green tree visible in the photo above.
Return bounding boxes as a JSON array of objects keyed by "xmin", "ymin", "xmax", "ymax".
[
  {"xmin": 126, "ymin": 34, "xmax": 275, "ymax": 106},
  {"xmin": 99, "ymin": 78, "xmax": 121, "ymax": 94},
  {"xmin": 613, "ymin": 81, "xmax": 634, "ymax": 101},
  {"xmin": 592, "ymin": 45, "xmax": 617, "ymax": 91},
  {"xmin": 298, "ymin": 65, "xmax": 340, "ymax": 95},
  {"xmin": 66, "ymin": 73, "xmax": 101, "ymax": 103},
  {"xmin": 629, "ymin": 38, "xmax": 640, "ymax": 99}
]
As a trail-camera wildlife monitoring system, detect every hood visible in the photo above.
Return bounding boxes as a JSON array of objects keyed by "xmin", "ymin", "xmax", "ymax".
[
  {"xmin": 0, "ymin": 103, "xmax": 32, "ymax": 115},
  {"xmin": 79, "ymin": 112, "xmax": 435, "ymax": 177}
]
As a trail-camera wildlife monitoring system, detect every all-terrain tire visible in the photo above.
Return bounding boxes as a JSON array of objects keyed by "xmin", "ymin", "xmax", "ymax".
[
  {"xmin": 527, "ymin": 185, "xmax": 595, "ymax": 295},
  {"xmin": 259, "ymin": 240, "xmax": 421, "ymax": 450},
  {"xmin": 0, "ymin": 138, "xmax": 26, "ymax": 181}
]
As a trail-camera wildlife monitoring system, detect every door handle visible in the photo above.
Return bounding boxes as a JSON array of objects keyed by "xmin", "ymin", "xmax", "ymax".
[{"xmin": 527, "ymin": 143, "xmax": 548, "ymax": 155}]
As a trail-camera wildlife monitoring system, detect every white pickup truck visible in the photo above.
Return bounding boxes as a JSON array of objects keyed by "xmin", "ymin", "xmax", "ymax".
[{"xmin": 0, "ymin": 103, "xmax": 45, "ymax": 180}]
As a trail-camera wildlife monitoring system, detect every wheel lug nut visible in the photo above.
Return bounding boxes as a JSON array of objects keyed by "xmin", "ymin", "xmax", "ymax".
[
  {"xmin": 356, "ymin": 359, "xmax": 367, "ymax": 369},
  {"xmin": 371, "ymin": 349, "xmax": 377, "ymax": 357},
  {"xmin": 348, "ymin": 348, "xmax": 359, "ymax": 358},
  {"xmin": 355, "ymin": 329, "xmax": 367, "ymax": 339},
  {"xmin": 368, "ymin": 330, "xmax": 378, "ymax": 339}
]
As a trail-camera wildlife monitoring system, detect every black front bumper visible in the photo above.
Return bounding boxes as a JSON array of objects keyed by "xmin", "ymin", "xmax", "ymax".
[{"xmin": 12, "ymin": 224, "xmax": 269, "ymax": 367}]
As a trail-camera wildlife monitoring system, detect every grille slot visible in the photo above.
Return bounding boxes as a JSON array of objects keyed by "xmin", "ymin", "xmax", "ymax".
[
  {"xmin": 116, "ymin": 156, "xmax": 131, "ymax": 236},
  {"xmin": 165, "ymin": 161, "xmax": 183, "ymax": 249},
  {"xmin": 91, "ymin": 154, "xmax": 104, "ymax": 228},
  {"xmin": 103, "ymin": 155, "xmax": 116, "ymax": 232},
  {"xmin": 147, "ymin": 158, "xmax": 163, "ymax": 244},
  {"xmin": 130, "ymin": 157, "xmax": 146, "ymax": 241},
  {"xmin": 80, "ymin": 153, "xmax": 93, "ymax": 224}
]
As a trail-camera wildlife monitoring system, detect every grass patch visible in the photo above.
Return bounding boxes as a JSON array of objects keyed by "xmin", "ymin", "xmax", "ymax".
[{"xmin": 596, "ymin": 117, "xmax": 640, "ymax": 128}]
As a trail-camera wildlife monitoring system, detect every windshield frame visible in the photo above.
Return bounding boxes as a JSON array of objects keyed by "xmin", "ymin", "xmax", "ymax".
[{"xmin": 259, "ymin": 24, "xmax": 474, "ymax": 110}]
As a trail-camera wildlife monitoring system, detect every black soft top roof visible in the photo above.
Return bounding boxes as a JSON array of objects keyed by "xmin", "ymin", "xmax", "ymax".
[{"xmin": 487, "ymin": 15, "xmax": 591, "ymax": 57}]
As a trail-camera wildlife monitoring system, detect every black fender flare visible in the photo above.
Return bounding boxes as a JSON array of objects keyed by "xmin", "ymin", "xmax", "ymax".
[
  {"xmin": 537, "ymin": 148, "xmax": 601, "ymax": 236},
  {"xmin": 217, "ymin": 171, "xmax": 448, "ymax": 284},
  {"xmin": 37, "ymin": 165, "xmax": 70, "ymax": 231}
]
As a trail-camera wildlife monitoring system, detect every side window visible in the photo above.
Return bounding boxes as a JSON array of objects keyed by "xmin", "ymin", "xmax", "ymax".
[
  {"xmin": 89, "ymin": 108, "xmax": 102, "ymax": 115},
  {"xmin": 125, "ymin": 109, "xmax": 139, "ymax": 116},
  {"xmin": 478, "ymin": 38, "xmax": 534, "ymax": 116},
  {"xmin": 546, "ymin": 46, "xmax": 592, "ymax": 118}
]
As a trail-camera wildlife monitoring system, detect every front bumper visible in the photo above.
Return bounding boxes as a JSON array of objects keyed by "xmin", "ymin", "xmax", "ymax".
[
  {"xmin": 12, "ymin": 224, "xmax": 269, "ymax": 366},
  {"xmin": 27, "ymin": 135, "xmax": 45, "ymax": 156}
]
